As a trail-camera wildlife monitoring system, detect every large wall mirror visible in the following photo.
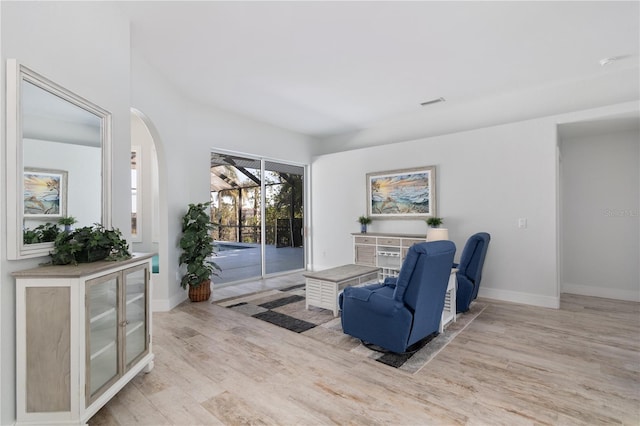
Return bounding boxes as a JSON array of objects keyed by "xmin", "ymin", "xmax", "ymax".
[{"xmin": 6, "ymin": 59, "xmax": 112, "ymax": 259}]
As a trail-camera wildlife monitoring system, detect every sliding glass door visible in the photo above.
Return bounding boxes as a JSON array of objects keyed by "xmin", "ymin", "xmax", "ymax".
[
  {"xmin": 264, "ymin": 161, "xmax": 305, "ymax": 275},
  {"xmin": 210, "ymin": 152, "xmax": 305, "ymax": 284}
]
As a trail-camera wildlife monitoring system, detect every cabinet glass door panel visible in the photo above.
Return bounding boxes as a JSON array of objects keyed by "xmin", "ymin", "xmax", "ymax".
[
  {"xmin": 86, "ymin": 273, "xmax": 119, "ymax": 399},
  {"xmin": 123, "ymin": 265, "xmax": 148, "ymax": 368}
]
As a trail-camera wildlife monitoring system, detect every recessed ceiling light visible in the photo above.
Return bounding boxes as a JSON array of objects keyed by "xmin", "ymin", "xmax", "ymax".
[{"xmin": 420, "ymin": 97, "xmax": 446, "ymax": 107}]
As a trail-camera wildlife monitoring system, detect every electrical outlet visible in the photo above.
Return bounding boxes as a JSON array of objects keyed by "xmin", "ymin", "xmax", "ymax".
[{"xmin": 518, "ymin": 218, "xmax": 527, "ymax": 229}]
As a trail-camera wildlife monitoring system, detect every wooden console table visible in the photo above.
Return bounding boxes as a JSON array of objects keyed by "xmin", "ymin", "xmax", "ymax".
[
  {"xmin": 352, "ymin": 232, "xmax": 425, "ymax": 279},
  {"xmin": 303, "ymin": 264, "xmax": 380, "ymax": 316}
]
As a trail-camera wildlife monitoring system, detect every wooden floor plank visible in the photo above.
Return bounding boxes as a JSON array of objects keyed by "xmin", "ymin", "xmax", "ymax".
[{"xmin": 90, "ymin": 288, "xmax": 640, "ymax": 425}]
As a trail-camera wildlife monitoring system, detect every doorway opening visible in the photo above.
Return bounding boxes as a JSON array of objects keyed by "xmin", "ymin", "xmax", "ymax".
[
  {"xmin": 557, "ymin": 116, "xmax": 639, "ymax": 302},
  {"xmin": 210, "ymin": 151, "xmax": 306, "ymax": 284},
  {"xmin": 130, "ymin": 108, "xmax": 168, "ymax": 309}
]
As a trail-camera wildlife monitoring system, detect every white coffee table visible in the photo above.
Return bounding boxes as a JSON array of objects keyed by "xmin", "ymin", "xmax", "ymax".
[{"xmin": 303, "ymin": 264, "xmax": 380, "ymax": 316}]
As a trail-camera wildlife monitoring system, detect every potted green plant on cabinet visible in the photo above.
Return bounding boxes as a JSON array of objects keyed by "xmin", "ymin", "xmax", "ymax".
[
  {"xmin": 179, "ymin": 202, "xmax": 221, "ymax": 302},
  {"xmin": 49, "ymin": 224, "xmax": 131, "ymax": 265}
]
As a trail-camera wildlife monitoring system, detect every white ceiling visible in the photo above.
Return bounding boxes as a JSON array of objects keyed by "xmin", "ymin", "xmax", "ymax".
[{"xmin": 119, "ymin": 1, "xmax": 640, "ymax": 140}]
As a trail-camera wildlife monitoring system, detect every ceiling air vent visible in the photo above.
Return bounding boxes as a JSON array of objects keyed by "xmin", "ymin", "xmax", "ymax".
[{"xmin": 420, "ymin": 97, "xmax": 446, "ymax": 107}]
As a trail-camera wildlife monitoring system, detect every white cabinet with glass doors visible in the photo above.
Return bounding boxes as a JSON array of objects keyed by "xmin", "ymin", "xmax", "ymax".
[{"xmin": 14, "ymin": 253, "xmax": 154, "ymax": 425}]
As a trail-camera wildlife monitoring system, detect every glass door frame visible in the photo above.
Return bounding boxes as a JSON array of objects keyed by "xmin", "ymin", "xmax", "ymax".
[{"xmin": 211, "ymin": 148, "xmax": 308, "ymax": 283}]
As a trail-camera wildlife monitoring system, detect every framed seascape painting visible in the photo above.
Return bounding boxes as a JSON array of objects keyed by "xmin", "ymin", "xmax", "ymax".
[
  {"xmin": 24, "ymin": 168, "xmax": 67, "ymax": 218},
  {"xmin": 366, "ymin": 166, "xmax": 436, "ymax": 219}
]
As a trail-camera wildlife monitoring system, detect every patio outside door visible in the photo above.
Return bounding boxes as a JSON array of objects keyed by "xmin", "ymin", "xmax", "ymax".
[
  {"xmin": 210, "ymin": 152, "xmax": 305, "ymax": 285},
  {"xmin": 264, "ymin": 160, "xmax": 305, "ymax": 275}
]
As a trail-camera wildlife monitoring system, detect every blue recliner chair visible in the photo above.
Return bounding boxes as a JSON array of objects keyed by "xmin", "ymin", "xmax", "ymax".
[
  {"xmin": 338, "ymin": 241, "xmax": 456, "ymax": 354},
  {"xmin": 455, "ymin": 232, "xmax": 491, "ymax": 313}
]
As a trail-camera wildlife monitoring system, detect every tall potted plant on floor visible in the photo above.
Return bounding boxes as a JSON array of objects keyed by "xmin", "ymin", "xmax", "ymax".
[{"xmin": 179, "ymin": 202, "xmax": 221, "ymax": 302}]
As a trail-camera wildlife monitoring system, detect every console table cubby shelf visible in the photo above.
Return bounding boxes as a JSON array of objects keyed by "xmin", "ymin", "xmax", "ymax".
[
  {"xmin": 13, "ymin": 253, "xmax": 155, "ymax": 426},
  {"xmin": 352, "ymin": 232, "xmax": 426, "ymax": 278},
  {"xmin": 352, "ymin": 232, "xmax": 457, "ymax": 331}
]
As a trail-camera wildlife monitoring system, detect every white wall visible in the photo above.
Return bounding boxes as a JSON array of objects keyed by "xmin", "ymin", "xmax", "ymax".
[
  {"xmin": 311, "ymin": 102, "xmax": 640, "ymax": 309},
  {"xmin": 560, "ymin": 129, "xmax": 640, "ymax": 301},
  {"xmin": 312, "ymin": 118, "xmax": 559, "ymax": 308},
  {"xmin": 130, "ymin": 51, "xmax": 316, "ymax": 311},
  {"xmin": 0, "ymin": 2, "xmax": 130, "ymax": 424}
]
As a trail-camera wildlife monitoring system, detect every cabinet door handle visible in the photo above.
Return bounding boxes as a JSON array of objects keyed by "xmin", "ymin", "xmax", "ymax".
[{"xmin": 120, "ymin": 320, "xmax": 129, "ymax": 327}]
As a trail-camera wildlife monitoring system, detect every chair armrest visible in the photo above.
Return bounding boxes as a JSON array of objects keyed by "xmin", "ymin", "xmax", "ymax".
[
  {"xmin": 342, "ymin": 287, "xmax": 403, "ymax": 317},
  {"xmin": 383, "ymin": 276, "xmax": 398, "ymax": 287},
  {"xmin": 343, "ymin": 286, "xmax": 374, "ymax": 302}
]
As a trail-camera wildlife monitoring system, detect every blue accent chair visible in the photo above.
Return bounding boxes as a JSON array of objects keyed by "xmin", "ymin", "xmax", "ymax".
[
  {"xmin": 455, "ymin": 232, "xmax": 491, "ymax": 313},
  {"xmin": 338, "ymin": 241, "xmax": 456, "ymax": 354}
]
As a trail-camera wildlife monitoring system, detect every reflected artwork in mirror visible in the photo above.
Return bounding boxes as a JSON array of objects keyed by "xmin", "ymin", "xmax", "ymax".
[{"xmin": 6, "ymin": 59, "xmax": 112, "ymax": 259}]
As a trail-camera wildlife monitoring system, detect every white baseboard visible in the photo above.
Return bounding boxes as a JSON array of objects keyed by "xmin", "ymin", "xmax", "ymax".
[
  {"xmin": 152, "ymin": 281, "xmax": 637, "ymax": 313},
  {"xmin": 479, "ymin": 287, "xmax": 560, "ymax": 309},
  {"xmin": 152, "ymin": 292, "xmax": 188, "ymax": 312},
  {"xmin": 562, "ymin": 282, "xmax": 640, "ymax": 302},
  {"xmin": 308, "ymin": 263, "xmax": 332, "ymax": 272}
]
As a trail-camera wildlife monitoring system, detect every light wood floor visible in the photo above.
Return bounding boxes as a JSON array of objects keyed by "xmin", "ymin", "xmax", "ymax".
[{"xmin": 90, "ymin": 282, "xmax": 640, "ymax": 425}]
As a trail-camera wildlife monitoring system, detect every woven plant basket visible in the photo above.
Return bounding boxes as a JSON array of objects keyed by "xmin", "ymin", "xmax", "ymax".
[{"xmin": 188, "ymin": 279, "xmax": 211, "ymax": 302}]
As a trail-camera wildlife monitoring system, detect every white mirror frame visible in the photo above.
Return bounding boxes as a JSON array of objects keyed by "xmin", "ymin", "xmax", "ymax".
[{"xmin": 6, "ymin": 59, "xmax": 112, "ymax": 259}]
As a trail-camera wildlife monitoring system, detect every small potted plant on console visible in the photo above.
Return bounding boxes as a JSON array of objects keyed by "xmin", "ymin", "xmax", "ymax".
[
  {"xmin": 426, "ymin": 217, "xmax": 443, "ymax": 228},
  {"xmin": 358, "ymin": 215, "xmax": 372, "ymax": 233},
  {"xmin": 426, "ymin": 217, "xmax": 449, "ymax": 241},
  {"xmin": 58, "ymin": 216, "xmax": 77, "ymax": 232}
]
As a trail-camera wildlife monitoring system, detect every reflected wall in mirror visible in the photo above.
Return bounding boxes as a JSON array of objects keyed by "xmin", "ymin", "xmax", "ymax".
[{"xmin": 6, "ymin": 59, "xmax": 112, "ymax": 259}]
